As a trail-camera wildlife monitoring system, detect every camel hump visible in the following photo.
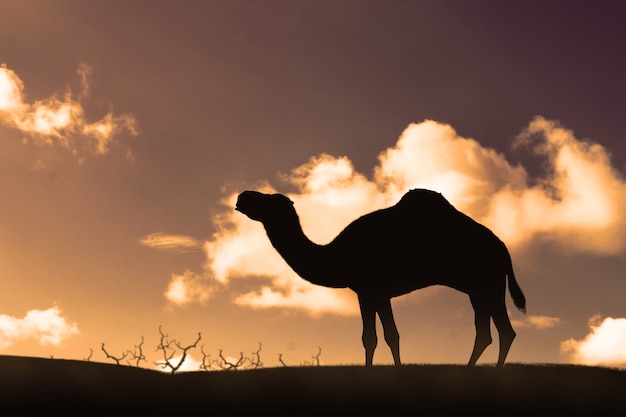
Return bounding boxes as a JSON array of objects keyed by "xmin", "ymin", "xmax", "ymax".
[{"xmin": 396, "ymin": 188, "xmax": 455, "ymax": 213}]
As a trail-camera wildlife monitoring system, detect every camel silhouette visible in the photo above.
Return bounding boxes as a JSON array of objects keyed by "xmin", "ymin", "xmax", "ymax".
[{"xmin": 235, "ymin": 188, "xmax": 526, "ymax": 367}]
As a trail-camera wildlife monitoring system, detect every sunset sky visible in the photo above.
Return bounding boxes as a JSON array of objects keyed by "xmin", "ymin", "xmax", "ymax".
[{"xmin": 1, "ymin": 0, "xmax": 626, "ymax": 370}]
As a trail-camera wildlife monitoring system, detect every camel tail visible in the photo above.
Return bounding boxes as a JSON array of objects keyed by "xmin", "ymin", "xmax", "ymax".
[{"xmin": 505, "ymin": 248, "xmax": 526, "ymax": 314}]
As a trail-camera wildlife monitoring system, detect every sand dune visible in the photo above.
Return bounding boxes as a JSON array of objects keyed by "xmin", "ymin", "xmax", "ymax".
[{"xmin": 1, "ymin": 355, "xmax": 623, "ymax": 414}]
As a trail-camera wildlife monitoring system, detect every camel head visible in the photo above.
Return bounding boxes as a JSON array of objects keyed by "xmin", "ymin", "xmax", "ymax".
[{"xmin": 235, "ymin": 190, "xmax": 295, "ymax": 223}]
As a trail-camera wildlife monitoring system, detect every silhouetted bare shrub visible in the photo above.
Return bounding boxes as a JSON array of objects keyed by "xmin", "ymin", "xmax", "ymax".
[
  {"xmin": 99, "ymin": 327, "xmax": 320, "ymax": 371},
  {"xmin": 154, "ymin": 325, "xmax": 202, "ymax": 374},
  {"xmin": 127, "ymin": 336, "xmax": 146, "ymax": 367},
  {"xmin": 100, "ymin": 342, "xmax": 128, "ymax": 365},
  {"xmin": 278, "ymin": 346, "xmax": 322, "ymax": 367}
]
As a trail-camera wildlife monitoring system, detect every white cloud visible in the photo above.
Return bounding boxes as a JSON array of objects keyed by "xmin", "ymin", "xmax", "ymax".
[
  {"xmin": 164, "ymin": 270, "xmax": 216, "ymax": 308},
  {"xmin": 0, "ymin": 306, "xmax": 79, "ymax": 350},
  {"xmin": 203, "ymin": 166, "xmax": 365, "ymax": 315},
  {"xmin": 0, "ymin": 63, "xmax": 138, "ymax": 159},
  {"xmin": 374, "ymin": 119, "xmax": 529, "ymax": 217},
  {"xmin": 234, "ymin": 284, "xmax": 357, "ymax": 317},
  {"xmin": 561, "ymin": 315, "xmax": 626, "ymax": 367},
  {"xmin": 513, "ymin": 314, "xmax": 562, "ymax": 330},
  {"xmin": 485, "ymin": 117, "xmax": 626, "ymax": 254},
  {"xmin": 163, "ymin": 118, "xmax": 626, "ymax": 316},
  {"xmin": 139, "ymin": 233, "xmax": 202, "ymax": 253}
]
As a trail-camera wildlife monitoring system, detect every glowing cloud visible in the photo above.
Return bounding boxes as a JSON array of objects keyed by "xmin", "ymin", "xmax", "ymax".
[
  {"xmin": 513, "ymin": 315, "xmax": 562, "ymax": 330},
  {"xmin": 164, "ymin": 270, "xmax": 215, "ymax": 307},
  {"xmin": 0, "ymin": 306, "xmax": 79, "ymax": 350},
  {"xmin": 139, "ymin": 233, "xmax": 202, "ymax": 253},
  {"xmin": 374, "ymin": 119, "xmax": 529, "ymax": 216},
  {"xmin": 486, "ymin": 117, "xmax": 626, "ymax": 254},
  {"xmin": 204, "ymin": 170, "xmax": 365, "ymax": 316},
  {"xmin": 561, "ymin": 315, "xmax": 626, "ymax": 367},
  {"xmin": 234, "ymin": 284, "xmax": 357, "ymax": 317},
  {"xmin": 0, "ymin": 63, "xmax": 138, "ymax": 158},
  {"xmin": 160, "ymin": 118, "xmax": 626, "ymax": 315}
]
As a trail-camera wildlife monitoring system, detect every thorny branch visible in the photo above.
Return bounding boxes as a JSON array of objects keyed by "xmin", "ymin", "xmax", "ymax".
[
  {"xmin": 278, "ymin": 353, "xmax": 287, "ymax": 367},
  {"xmin": 127, "ymin": 335, "xmax": 147, "ymax": 367},
  {"xmin": 200, "ymin": 345, "xmax": 215, "ymax": 371},
  {"xmin": 154, "ymin": 325, "xmax": 202, "ymax": 374},
  {"xmin": 99, "ymin": 326, "xmax": 319, "ymax": 371},
  {"xmin": 279, "ymin": 346, "xmax": 322, "ymax": 367},
  {"xmin": 101, "ymin": 342, "xmax": 128, "ymax": 365},
  {"xmin": 248, "ymin": 342, "xmax": 263, "ymax": 369},
  {"xmin": 216, "ymin": 349, "xmax": 247, "ymax": 371},
  {"xmin": 311, "ymin": 346, "xmax": 322, "ymax": 366}
]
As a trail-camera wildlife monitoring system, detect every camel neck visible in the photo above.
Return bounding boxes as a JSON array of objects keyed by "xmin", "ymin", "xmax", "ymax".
[{"xmin": 263, "ymin": 216, "xmax": 346, "ymax": 288}]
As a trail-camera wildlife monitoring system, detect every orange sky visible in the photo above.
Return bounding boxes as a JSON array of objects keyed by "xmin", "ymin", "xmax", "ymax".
[{"xmin": 1, "ymin": 0, "xmax": 625, "ymax": 370}]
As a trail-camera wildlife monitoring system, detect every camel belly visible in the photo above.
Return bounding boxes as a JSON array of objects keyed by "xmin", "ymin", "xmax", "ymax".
[{"xmin": 345, "ymin": 251, "xmax": 505, "ymax": 297}]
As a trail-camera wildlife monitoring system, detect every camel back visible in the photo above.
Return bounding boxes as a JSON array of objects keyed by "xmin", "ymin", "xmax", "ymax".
[
  {"xmin": 324, "ymin": 188, "xmax": 522, "ymax": 297},
  {"xmin": 332, "ymin": 188, "xmax": 504, "ymax": 272},
  {"xmin": 396, "ymin": 188, "xmax": 455, "ymax": 213},
  {"xmin": 397, "ymin": 188, "xmax": 495, "ymax": 238}
]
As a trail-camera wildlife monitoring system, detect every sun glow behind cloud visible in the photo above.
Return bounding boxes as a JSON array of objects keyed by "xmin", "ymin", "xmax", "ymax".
[
  {"xmin": 155, "ymin": 354, "xmax": 203, "ymax": 373},
  {"xmin": 150, "ymin": 118, "xmax": 626, "ymax": 321},
  {"xmin": 0, "ymin": 306, "xmax": 79, "ymax": 350},
  {"xmin": 561, "ymin": 315, "xmax": 626, "ymax": 367},
  {"xmin": 0, "ymin": 63, "xmax": 138, "ymax": 159}
]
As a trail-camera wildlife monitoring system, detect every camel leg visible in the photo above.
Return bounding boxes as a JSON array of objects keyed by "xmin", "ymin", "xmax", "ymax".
[
  {"xmin": 376, "ymin": 298, "xmax": 401, "ymax": 366},
  {"xmin": 492, "ymin": 302, "xmax": 516, "ymax": 367},
  {"xmin": 468, "ymin": 296, "xmax": 492, "ymax": 366},
  {"xmin": 358, "ymin": 295, "xmax": 377, "ymax": 366}
]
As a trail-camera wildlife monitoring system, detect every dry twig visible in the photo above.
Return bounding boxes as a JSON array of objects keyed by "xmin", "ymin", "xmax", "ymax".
[
  {"xmin": 154, "ymin": 325, "xmax": 202, "ymax": 374},
  {"xmin": 101, "ymin": 342, "xmax": 128, "ymax": 365},
  {"xmin": 127, "ymin": 335, "xmax": 147, "ymax": 367}
]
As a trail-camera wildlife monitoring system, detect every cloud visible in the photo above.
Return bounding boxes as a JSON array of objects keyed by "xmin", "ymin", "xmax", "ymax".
[
  {"xmin": 164, "ymin": 270, "xmax": 216, "ymax": 307},
  {"xmin": 163, "ymin": 117, "xmax": 626, "ymax": 316},
  {"xmin": 234, "ymin": 284, "xmax": 358, "ymax": 317},
  {"xmin": 374, "ymin": 119, "xmax": 529, "ymax": 217},
  {"xmin": 486, "ymin": 117, "xmax": 626, "ymax": 254},
  {"xmin": 0, "ymin": 306, "xmax": 79, "ymax": 350},
  {"xmin": 0, "ymin": 63, "xmax": 138, "ymax": 159},
  {"xmin": 203, "ymin": 173, "xmax": 366, "ymax": 316},
  {"xmin": 513, "ymin": 315, "xmax": 562, "ymax": 329},
  {"xmin": 561, "ymin": 315, "xmax": 626, "ymax": 367},
  {"xmin": 373, "ymin": 117, "xmax": 626, "ymax": 254},
  {"xmin": 139, "ymin": 233, "xmax": 202, "ymax": 253},
  {"xmin": 140, "ymin": 234, "xmax": 217, "ymax": 308}
]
